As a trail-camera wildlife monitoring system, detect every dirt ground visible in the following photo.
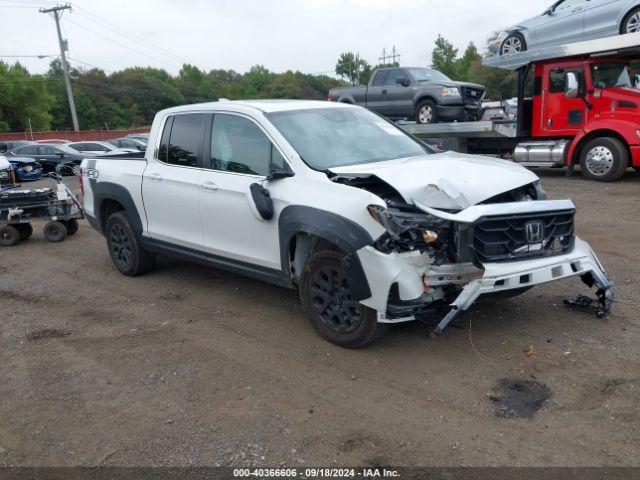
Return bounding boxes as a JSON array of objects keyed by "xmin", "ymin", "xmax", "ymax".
[{"xmin": 1, "ymin": 169, "xmax": 639, "ymax": 468}]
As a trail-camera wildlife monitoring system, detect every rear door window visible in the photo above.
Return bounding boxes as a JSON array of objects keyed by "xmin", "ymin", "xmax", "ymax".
[
  {"xmin": 372, "ymin": 70, "xmax": 390, "ymax": 86},
  {"xmin": 162, "ymin": 114, "xmax": 206, "ymax": 167}
]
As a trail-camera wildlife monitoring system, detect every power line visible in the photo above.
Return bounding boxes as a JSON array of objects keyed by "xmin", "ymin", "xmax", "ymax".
[
  {"xmin": 62, "ymin": 16, "xmax": 182, "ymax": 70},
  {"xmin": 69, "ymin": 4, "xmax": 190, "ymax": 66}
]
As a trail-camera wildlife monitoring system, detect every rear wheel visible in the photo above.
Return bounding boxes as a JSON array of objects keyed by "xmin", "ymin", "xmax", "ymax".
[
  {"xmin": 415, "ymin": 99, "xmax": 438, "ymax": 124},
  {"xmin": 0, "ymin": 225, "xmax": 20, "ymax": 247},
  {"xmin": 43, "ymin": 221, "xmax": 67, "ymax": 242},
  {"xmin": 622, "ymin": 7, "xmax": 640, "ymax": 34},
  {"xmin": 579, "ymin": 137, "xmax": 629, "ymax": 182},
  {"xmin": 15, "ymin": 223, "xmax": 33, "ymax": 241},
  {"xmin": 299, "ymin": 250, "xmax": 387, "ymax": 349},
  {"xmin": 105, "ymin": 211, "xmax": 155, "ymax": 276},
  {"xmin": 501, "ymin": 33, "xmax": 527, "ymax": 56},
  {"xmin": 64, "ymin": 219, "xmax": 79, "ymax": 236}
]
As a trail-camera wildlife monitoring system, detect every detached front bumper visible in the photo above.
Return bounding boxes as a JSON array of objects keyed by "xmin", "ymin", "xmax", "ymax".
[
  {"xmin": 356, "ymin": 236, "xmax": 612, "ymax": 329},
  {"xmin": 437, "ymin": 103, "xmax": 482, "ymax": 122}
]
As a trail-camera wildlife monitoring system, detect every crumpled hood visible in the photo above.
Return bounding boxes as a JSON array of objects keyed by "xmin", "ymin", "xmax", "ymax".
[{"xmin": 329, "ymin": 152, "xmax": 539, "ymax": 210}]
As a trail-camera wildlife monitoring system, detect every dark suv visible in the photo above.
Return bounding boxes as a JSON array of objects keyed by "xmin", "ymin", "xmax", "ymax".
[{"xmin": 7, "ymin": 144, "xmax": 90, "ymax": 172}]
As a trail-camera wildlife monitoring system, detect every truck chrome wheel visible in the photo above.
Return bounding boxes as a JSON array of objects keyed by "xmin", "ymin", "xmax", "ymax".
[
  {"xmin": 585, "ymin": 145, "xmax": 614, "ymax": 176},
  {"xmin": 309, "ymin": 266, "xmax": 363, "ymax": 335},
  {"xmin": 625, "ymin": 12, "xmax": 640, "ymax": 33},
  {"xmin": 418, "ymin": 105, "xmax": 434, "ymax": 124},
  {"xmin": 501, "ymin": 36, "xmax": 523, "ymax": 55}
]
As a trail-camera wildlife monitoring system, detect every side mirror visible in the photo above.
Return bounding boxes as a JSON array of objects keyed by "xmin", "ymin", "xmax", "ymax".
[
  {"xmin": 633, "ymin": 74, "xmax": 640, "ymax": 88},
  {"xmin": 249, "ymin": 183, "xmax": 274, "ymax": 220},
  {"xmin": 544, "ymin": 7, "xmax": 553, "ymax": 15},
  {"xmin": 396, "ymin": 76, "xmax": 410, "ymax": 87},
  {"xmin": 565, "ymin": 72, "xmax": 580, "ymax": 99},
  {"xmin": 265, "ymin": 166, "xmax": 294, "ymax": 181}
]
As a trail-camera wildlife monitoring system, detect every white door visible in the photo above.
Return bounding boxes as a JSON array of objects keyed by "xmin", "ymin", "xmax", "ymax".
[
  {"xmin": 142, "ymin": 113, "xmax": 206, "ymax": 249},
  {"xmin": 198, "ymin": 113, "xmax": 288, "ymax": 270}
]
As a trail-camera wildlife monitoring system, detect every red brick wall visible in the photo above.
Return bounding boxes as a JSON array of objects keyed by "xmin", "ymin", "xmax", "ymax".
[{"xmin": 0, "ymin": 128, "xmax": 150, "ymax": 142}]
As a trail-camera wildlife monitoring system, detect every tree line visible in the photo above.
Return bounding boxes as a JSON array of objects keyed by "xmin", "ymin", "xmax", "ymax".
[
  {"xmin": 0, "ymin": 34, "xmax": 514, "ymax": 133},
  {"xmin": 0, "ymin": 61, "xmax": 344, "ymax": 133}
]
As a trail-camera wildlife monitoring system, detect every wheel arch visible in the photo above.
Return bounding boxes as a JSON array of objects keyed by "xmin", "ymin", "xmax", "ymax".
[
  {"xmin": 619, "ymin": 3, "xmax": 640, "ymax": 33},
  {"xmin": 278, "ymin": 206, "xmax": 374, "ymax": 301},
  {"xmin": 568, "ymin": 128, "xmax": 632, "ymax": 167},
  {"xmin": 92, "ymin": 181, "xmax": 144, "ymax": 237}
]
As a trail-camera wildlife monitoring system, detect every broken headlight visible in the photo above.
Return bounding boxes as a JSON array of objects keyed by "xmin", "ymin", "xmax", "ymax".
[{"xmin": 368, "ymin": 205, "xmax": 452, "ymax": 262}]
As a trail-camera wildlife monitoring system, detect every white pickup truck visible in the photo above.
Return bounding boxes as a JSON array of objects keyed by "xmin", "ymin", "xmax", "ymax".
[{"xmin": 81, "ymin": 100, "xmax": 613, "ymax": 348}]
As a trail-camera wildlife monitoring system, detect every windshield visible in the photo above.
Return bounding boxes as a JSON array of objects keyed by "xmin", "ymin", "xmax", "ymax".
[
  {"xmin": 591, "ymin": 63, "xmax": 632, "ymax": 89},
  {"xmin": 268, "ymin": 107, "xmax": 430, "ymax": 170},
  {"xmin": 405, "ymin": 68, "xmax": 451, "ymax": 83}
]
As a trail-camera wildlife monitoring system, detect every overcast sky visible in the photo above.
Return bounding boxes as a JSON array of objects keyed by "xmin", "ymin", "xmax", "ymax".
[{"xmin": 1, "ymin": 0, "xmax": 552, "ymax": 76}]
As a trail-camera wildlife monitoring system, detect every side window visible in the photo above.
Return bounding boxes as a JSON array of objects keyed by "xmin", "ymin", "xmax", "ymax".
[
  {"xmin": 40, "ymin": 146, "xmax": 57, "ymax": 155},
  {"xmin": 372, "ymin": 70, "xmax": 389, "ymax": 87},
  {"xmin": 157, "ymin": 116, "xmax": 173, "ymax": 162},
  {"xmin": 21, "ymin": 146, "xmax": 38, "ymax": 155},
  {"xmin": 209, "ymin": 114, "xmax": 275, "ymax": 176},
  {"xmin": 549, "ymin": 67, "xmax": 585, "ymax": 94},
  {"xmin": 385, "ymin": 69, "xmax": 405, "ymax": 86},
  {"xmin": 73, "ymin": 143, "xmax": 87, "ymax": 151},
  {"xmin": 166, "ymin": 114, "xmax": 206, "ymax": 167},
  {"xmin": 555, "ymin": 0, "xmax": 583, "ymax": 11}
]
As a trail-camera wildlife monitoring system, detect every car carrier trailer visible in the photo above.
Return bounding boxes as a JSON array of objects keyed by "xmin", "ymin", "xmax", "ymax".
[{"xmin": 399, "ymin": 32, "xmax": 640, "ymax": 182}]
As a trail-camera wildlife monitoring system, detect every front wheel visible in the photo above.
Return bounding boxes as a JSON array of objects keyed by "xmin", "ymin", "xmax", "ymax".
[
  {"xmin": 415, "ymin": 100, "xmax": 438, "ymax": 124},
  {"xmin": 501, "ymin": 33, "xmax": 527, "ymax": 56},
  {"xmin": 579, "ymin": 137, "xmax": 629, "ymax": 182},
  {"xmin": 299, "ymin": 250, "xmax": 387, "ymax": 349},
  {"xmin": 43, "ymin": 221, "xmax": 67, "ymax": 243}
]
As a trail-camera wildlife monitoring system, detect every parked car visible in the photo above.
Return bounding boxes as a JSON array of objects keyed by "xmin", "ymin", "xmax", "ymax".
[
  {"xmin": 81, "ymin": 100, "xmax": 612, "ymax": 348},
  {"xmin": 8, "ymin": 157, "xmax": 43, "ymax": 182},
  {"xmin": 328, "ymin": 67, "xmax": 486, "ymax": 124},
  {"xmin": 491, "ymin": 0, "xmax": 640, "ymax": 56},
  {"xmin": 125, "ymin": 133, "xmax": 149, "ymax": 143},
  {"xmin": 107, "ymin": 137, "xmax": 146, "ymax": 150},
  {"xmin": 67, "ymin": 141, "xmax": 137, "ymax": 156},
  {"xmin": 0, "ymin": 140, "xmax": 33, "ymax": 153},
  {"xmin": 35, "ymin": 139, "xmax": 70, "ymax": 144},
  {"xmin": 0, "ymin": 155, "xmax": 14, "ymax": 187},
  {"xmin": 7, "ymin": 144, "xmax": 91, "ymax": 172}
]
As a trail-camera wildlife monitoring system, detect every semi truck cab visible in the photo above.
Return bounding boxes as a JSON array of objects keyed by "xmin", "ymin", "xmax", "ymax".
[{"xmin": 403, "ymin": 33, "xmax": 640, "ymax": 182}]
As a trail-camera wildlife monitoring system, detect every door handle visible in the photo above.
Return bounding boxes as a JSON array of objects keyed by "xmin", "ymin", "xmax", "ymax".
[
  {"xmin": 200, "ymin": 181, "xmax": 218, "ymax": 191},
  {"xmin": 147, "ymin": 172, "xmax": 163, "ymax": 181}
]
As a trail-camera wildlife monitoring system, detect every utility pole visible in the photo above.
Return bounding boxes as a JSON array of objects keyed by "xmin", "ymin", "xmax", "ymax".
[
  {"xmin": 379, "ymin": 46, "xmax": 401, "ymax": 67},
  {"xmin": 40, "ymin": 3, "xmax": 79, "ymax": 131}
]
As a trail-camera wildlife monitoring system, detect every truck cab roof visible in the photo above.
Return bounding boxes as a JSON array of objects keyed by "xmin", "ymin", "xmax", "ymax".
[{"xmin": 160, "ymin": 99, "xmax": 353, "ymax": 116}]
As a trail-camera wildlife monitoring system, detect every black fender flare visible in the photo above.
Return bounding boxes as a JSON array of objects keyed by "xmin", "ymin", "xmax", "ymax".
[
  {"xmin": 278, "ymin": 206, "xmax": 374, "ymax": 301},
  {"xmin": 91, "ymin": 180, "xmax": 144, "ymax": 238}
]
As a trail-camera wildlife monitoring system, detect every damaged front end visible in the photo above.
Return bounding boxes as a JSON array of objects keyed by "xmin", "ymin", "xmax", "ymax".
[{"xmin": 338, "ymin": 176, "xmax": 613, "ymax": 334}]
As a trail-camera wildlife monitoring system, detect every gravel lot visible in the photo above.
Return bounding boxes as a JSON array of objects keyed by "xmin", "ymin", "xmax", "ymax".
[{"xmin": 1, "ymin": 169, "xmax": 639, "ymax": 467}]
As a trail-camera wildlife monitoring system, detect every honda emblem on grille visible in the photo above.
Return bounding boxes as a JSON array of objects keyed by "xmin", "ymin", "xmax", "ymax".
[{"xmin": 525, "ymin": 221, "xmax": 545, "ymax": 244}]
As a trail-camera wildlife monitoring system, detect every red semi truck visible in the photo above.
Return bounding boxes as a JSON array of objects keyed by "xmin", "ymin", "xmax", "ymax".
[{"xmin": 401, "ymin": 33, "xmax": 640, "ymax": 182}]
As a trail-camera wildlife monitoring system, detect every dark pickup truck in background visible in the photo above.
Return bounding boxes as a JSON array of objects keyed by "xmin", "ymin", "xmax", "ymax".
[{"xmin": 328, "ymin": 67, "xmax": 486, "ymax": 124}]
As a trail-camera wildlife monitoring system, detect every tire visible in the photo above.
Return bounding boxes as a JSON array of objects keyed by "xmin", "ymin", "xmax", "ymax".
[
  {"xmin": 43, "ymin": 221, "xmax": 67, "ymax": 243},
  {"xmin": 415, "ymin": 99, "xmax": 438, "ymax": 124},
  {"xmin": 299, "ymin": 250, "xmax": 387, "ymax": 349},
  {"xmin": 0, "ymin": 225, "xmax": 20, "ymax": 247},
  {"xmin": 579, "ymin": 137, "xmax": 629, "ymax": 182},
  {"xmin": 105, "ymin": 211, "xmax": 155, "ymax": 276},
  {"xmin": 622, "ymin": 6, "xmax": 640, "ymax": 34},
  {"xmin": 64, "ymin": 219, "xmax": 79, "ymax": 236},
  {"xmin": 501, "ymin": 33, "xmax": 527, "ymax": 56},
  {"xmin": 15, "ymin": 223, "xmax": 33, "ymax": 241}
]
